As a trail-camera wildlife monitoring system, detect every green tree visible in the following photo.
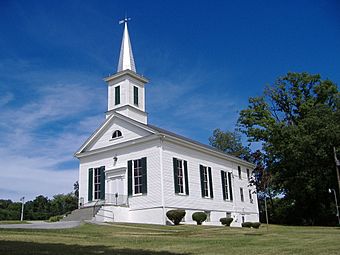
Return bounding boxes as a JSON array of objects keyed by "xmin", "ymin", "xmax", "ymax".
[
  {"xmin": 238, "ymin": 72, "xmax": 340, "ymax": 225},
  {"xmin": 0, "ymin": 199, "xmax": 21, "ymax": 220},
  {"xmin": 24, "ymin": 195, "xmax": 52, "ymax": 220},
  {"xmin": 209, "ymin": 129, "xmax": 251, "ymax": 160},
  {"xmin": 50, "ymin": 193, "xmax": 77, "ymax": 216},
  {"xmin": 73, "ymin": 181, "xmax": 79, "ymax": 199}
]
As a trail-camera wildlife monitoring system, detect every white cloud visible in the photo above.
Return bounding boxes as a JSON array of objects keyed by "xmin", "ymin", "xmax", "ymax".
[
  {"xmin": 0, "ymin": 92, "xmax": 14, "ymax": 106},
  {"xmin": 0, "ymin": 81, "xmax": 105, "ymax": 201},
  {"xmin": 0, "ymin": 148, "xmax": 78, "ymax": 200}
]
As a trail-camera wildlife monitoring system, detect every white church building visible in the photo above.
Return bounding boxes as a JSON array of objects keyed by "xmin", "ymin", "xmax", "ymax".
[{"xmin": 75, "ymin": 20, "xmax": 259, "ymax": 226}]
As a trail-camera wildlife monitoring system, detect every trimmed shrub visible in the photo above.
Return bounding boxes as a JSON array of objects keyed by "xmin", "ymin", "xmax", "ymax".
[
  {"xmin": 241, "ymin": 222, "xmax": 252, "ymax": 228},
  {"xmin": 219, "ymin": 217, "xmax": 233, "ymax": 226},
  {"xmin": 166, "ymin": 210, "xmax": 186, "ymax": 225},
  {"xmin": 192, "ymin": 212, "xmax": 207, "ymax": 225},
  {"xmin": 251, "ymin": 222, "xmax": 261, "ymax": 229},
  {"xmin": 49, "ymin": 215, "xmax": 63, "ymax": 222}
]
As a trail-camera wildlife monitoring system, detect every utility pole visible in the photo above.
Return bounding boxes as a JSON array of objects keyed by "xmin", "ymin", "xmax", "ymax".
[
  {"xmin": 328, "ymin": 189, "xmax": 340, "ymax": 225},
  {"xmin": 264, "ymin": 190, "xmax": 269, "ymax": 231},
  {"xmin": 334, "ymin": 147, "xmax": 340, "ymax": 195},
  {"xmin": 20, "ymin": 196, "xmax": 25, "ymax": 221}
]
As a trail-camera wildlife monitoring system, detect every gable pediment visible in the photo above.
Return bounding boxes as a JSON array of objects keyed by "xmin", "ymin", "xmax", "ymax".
[{"xmin": 75, "ymin": 113, "xmax": 155, "ymax": 156}]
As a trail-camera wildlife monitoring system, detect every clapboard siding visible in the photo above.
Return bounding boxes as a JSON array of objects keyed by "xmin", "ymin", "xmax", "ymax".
[
  {"xmin": 162, "ymin": 141, "xmax": 258, "ymax": 214},
  {"xmin": 79, "ymin": 139, "xmax": 161, "ymax": 210},
  {"xmin": 88, "ymin": 117, "xmax": 151, "ymax": 151}
]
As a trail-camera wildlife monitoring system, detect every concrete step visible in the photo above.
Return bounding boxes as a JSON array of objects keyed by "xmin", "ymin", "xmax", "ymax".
[{"xmin": 95, "ymin": 207, "xmax": 114, "ymax": 222}]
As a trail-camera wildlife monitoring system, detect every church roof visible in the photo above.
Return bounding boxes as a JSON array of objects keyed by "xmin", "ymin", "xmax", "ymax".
[
  {"xmin": 147, "ymin": 124, "xmax": 254, "ymax": 168},
  {"xmin": 117, "ymin": 20, "xmax": 136, "ymax": 72}
]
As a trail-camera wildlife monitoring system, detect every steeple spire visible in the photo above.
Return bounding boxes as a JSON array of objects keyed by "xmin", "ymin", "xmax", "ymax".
[{"xmin": 117, "ymin": 17, "xmax": 136, "ymax": 73}]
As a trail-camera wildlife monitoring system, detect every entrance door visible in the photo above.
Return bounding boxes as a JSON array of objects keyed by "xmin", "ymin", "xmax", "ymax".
[
  {"xmin": 112, "ymin": 177, "xmax": 124, "ymax": 195},
  {"xmin": 109, "ymin": 177, "xmax": 126, "ymax": 205}
]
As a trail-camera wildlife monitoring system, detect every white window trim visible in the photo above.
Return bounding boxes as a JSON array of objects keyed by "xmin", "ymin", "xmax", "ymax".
[
  {"xmin": 110, "ymin": 136, "xmax": 123, "ymax": 141},
  {"xmin": 110, "ymin": 130, "xmax": 123, "ymax": 141},
  {"xmin": 93, "ymin": 167, "xmax": 101, "ymax": 200},
  {"xmin": 202, "ymin": 165, "xmax": 212, "ymax": 198},
  {"xmin": 132, "ymin": 159, "xmax": 143, "ymax": 196},
  {"xmin": 176, "ymin": 159, "xmax": 186, "ymax": 195},
  {"xmin": 222, "ymin": 171, "xmax": 233, "ymax": 201}
]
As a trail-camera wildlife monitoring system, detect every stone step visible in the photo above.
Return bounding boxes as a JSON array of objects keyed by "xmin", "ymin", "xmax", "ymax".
[{"xmin": 61, "ymin": 207, "xmax": 95, "ymax": 222}]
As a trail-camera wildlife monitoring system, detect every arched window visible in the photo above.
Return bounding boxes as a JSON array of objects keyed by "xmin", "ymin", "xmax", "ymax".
[{"xmin": 112, "ymin": 130, "xmax": 122, "ymax": 139}]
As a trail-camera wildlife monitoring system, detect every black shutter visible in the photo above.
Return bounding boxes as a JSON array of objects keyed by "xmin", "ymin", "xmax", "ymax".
[
  {"xmin": 128, "ymin": 160, "xmax": 132, "ymax": 196},
  {"xmin": 88, "ymin": 168, "xmax": 93, "ymax": 202},
  {"xmin": 199, "ymin": 165, "xmax": 205, "ymax": 197},
  {"xmin": 173, "ymin": 158, "xmax": 179, "ymax": 194},
  {"xmin": 221, "ymin": 171, "xmax": 226, "ymax": 200},
  {"xmin": 228, "ymin": 172, "xmax": 233, "ymax": 201},
  {"xmin": 115, "ymin": 86, "xmax": 120, "ymax": 105},
  {"xmin": 141, "ymin": 157, "xmax": 147, "ymax": 194},
  {"xmin": 100, "ymin": 166, "xmax": 105, "ymax": 200},
  {"xmin": 134, "ymin": 86, "xmax": 138, "ymax": 105},
  {"xmin": 184, "ymin": 160, "xmax": 189, "ymax": 195},
  {"xmin": 208, "ymin": 167, "xmax": 213, "ymax": 198}
]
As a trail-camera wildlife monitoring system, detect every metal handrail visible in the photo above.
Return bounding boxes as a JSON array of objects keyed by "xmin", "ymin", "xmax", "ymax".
[
  {"xmin": 105, "ymin": 193, "xmax": 129, "ymax": 206},
  {"xmin": 92, "ymin": 193, "xmax": 129, "ymax": 217},
  {"xmin": 93, "ymin": 199, "xmax": 105, "ymax": 217}
]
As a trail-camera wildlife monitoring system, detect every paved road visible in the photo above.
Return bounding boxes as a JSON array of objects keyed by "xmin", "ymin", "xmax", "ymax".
[{"xmin": 0, "ymin": 221, "xmax": 81, "ymax": 229}]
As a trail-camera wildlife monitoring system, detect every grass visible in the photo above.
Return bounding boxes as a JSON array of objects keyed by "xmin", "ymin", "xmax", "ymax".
[
  {"xmin": 0, "ymin": 223, "xmax": 339, "ymax": 254},
  {"xmin": 0, "ymin": 220, "xmax": 30, "ymax": 224}
]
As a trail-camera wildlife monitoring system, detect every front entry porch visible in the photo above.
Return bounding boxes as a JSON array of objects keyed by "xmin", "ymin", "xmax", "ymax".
[{"xmin": 105, "ymin": 166, "xmax": 128, "ymax": 206}]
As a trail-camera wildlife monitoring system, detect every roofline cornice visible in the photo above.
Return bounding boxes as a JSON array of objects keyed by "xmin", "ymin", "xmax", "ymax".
[
  {"xmin": 74, "ymin": 134, "xmax": 158, "ymax": 158},
  {"xmin": 158, "ymin": 134, "xmax": 255, "ymax": 168},
  {"xmin": 104, "ymin": 70, "xmax": 149, "ymax": 84}
]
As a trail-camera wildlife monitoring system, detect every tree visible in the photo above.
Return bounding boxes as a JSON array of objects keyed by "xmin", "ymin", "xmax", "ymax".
[
  {"xmin": 50, "ymin": 193, "xmax": 78, "ymax": 216},
  {"xmin": 24, "ymin": 195, "xmax": 51, "ymax": 220},
  {"xmin": 209, "ymin": 129, "xmax": 251, "ymax": 160},
  {"xmin": 0, "ymin": 199, "xmax": 21, "ymax": 220},
  {"xmin": 74, "ymin": 181, "xmax": 79, "ymax": 199},
  {"xmin": 238, "ymin": 72, "xmax": 340, "ymax": 225}
]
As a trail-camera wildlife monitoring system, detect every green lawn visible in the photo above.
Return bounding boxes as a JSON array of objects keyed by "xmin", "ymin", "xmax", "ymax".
[
  {"xmin": 0, "ymin": 223, "xmax": 339, "ymax": 254},
  {"xmin": 0, "ymin": 220, "xmax": 30, "ymax": 224}
]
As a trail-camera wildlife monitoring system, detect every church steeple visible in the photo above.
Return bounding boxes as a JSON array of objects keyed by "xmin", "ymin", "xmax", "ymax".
[
  {"xmin": 117, "ymin": 18, "xmax": 136, "ymax": 72},
  {"xmin": 104, "ymin": 18, "xmax": 149, "ymax": 124}
]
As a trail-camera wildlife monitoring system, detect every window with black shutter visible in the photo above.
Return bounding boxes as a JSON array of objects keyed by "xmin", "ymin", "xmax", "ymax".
[
  {"xmin": 128, "ymin": 157, "xmax": 147, "ymax": 196},
  {"xmin": 89, "ymin": 166, "xmax": 105, "ymax": 201},
  {"xmin": 221, "ymin": 170, "xmax": 233, "ymax": 201},
  {"xmin": 173, "ymin": 158, "xmax": 189, "ymax": 195},
  {"xmin": 200, "ymin": 164, "xmax": 213, "ymax": 198}
]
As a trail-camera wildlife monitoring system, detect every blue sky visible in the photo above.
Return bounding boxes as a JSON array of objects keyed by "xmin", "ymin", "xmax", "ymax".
[{"xmin": 0, "ymin": 0, "xmax": 339, "ymax": 201}]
